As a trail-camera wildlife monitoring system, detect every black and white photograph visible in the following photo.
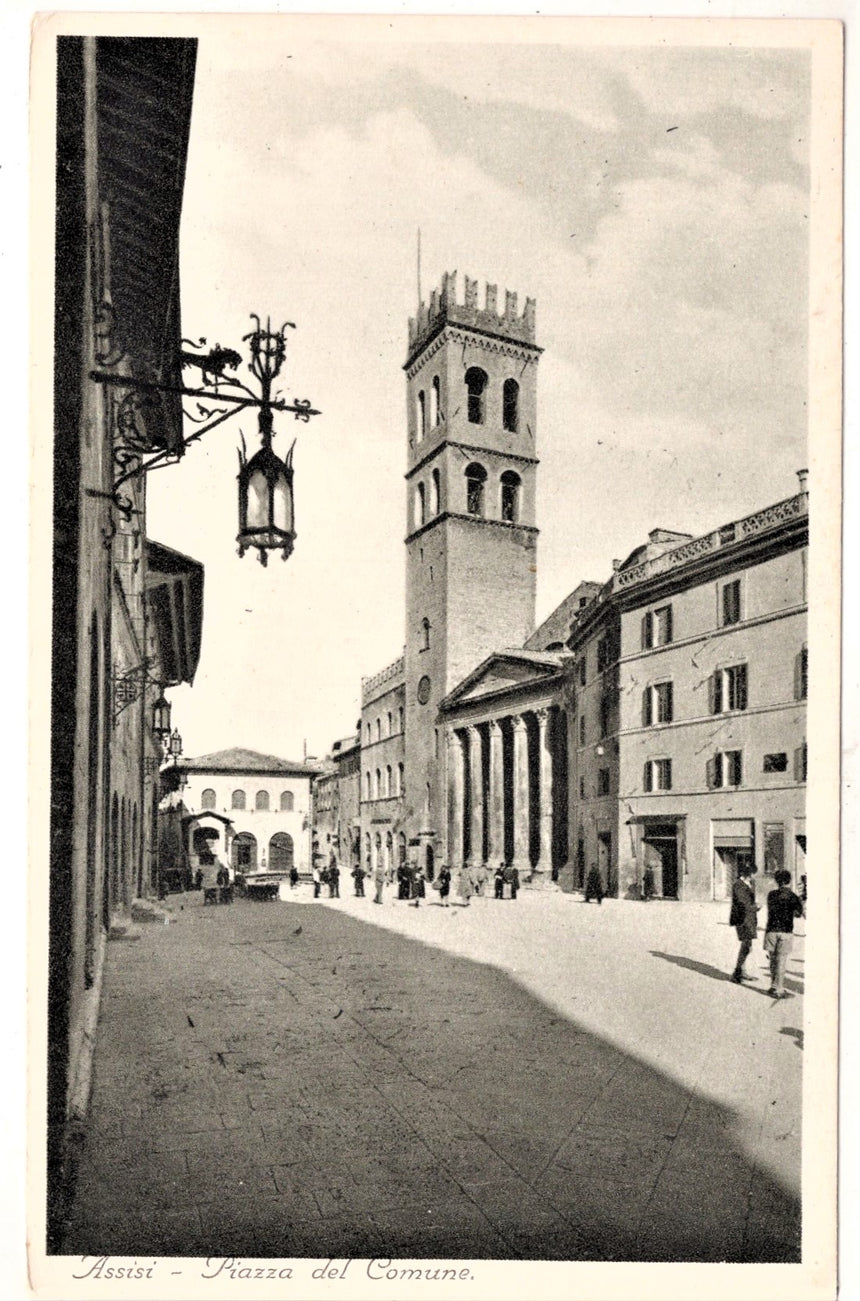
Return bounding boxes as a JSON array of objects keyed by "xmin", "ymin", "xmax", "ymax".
[{"xmin": 28, "ymin": 12, "xmax": 842, "ymax": 1299}]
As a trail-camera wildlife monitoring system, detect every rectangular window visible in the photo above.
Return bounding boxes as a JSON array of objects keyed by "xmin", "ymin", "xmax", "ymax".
[
  {"xmin": 763, "ymin": 823, "xmax": 785, "ymax": 875},
  {"xmin": 644, "ymin": 758, "xmax": 672, "ymax": 792},
  {"xmin": 599, "ymin": 693, "xmax": 611, "ymax": 738},
  {"xmin": 579, "ymin": 657, "xmax": 587, "ymax": 686},
  {"xmin": 642, "ymin": 681, "xmax": 674, "ymax": 726},
  {"xmin": 596, "ymin": 638, "xmax": 608, "ymax": 671},
  {"xmin": 710, "ymin": 663, "xmax": 748, "ymax": 714},
  {"xmin": 579, "ymin": 715, "xmax": 586, "ymax": 746},
  {"xmin": 709, "ymin": 750, "xmax": 742, "ymax": 788},
  {"xmin": 763, "ymin": 752, "xmax": 788, "ymax": 773},
  {"xmin": 643, "ymin": 606, "xmax": 673, "ymax": 647},
  {"xmin": 721, "ymin": 579, "xmax": 741, "ymax": 626},
  {"xmin": 598, "ymin": 768, "xmax": 610, "ymax": 796}
]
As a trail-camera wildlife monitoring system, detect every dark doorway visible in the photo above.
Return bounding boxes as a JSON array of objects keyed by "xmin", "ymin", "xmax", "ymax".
[
  {"xmin": 425, "ymin": 844, "xmax": 435, "ymax": 881},
  {"xmin": 642, "ymin": 823, "xmax": 679, "ymax": 899}
]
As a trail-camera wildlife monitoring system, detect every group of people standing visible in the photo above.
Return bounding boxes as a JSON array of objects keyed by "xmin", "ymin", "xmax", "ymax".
[{"xmin": 730, "ymin": 864, "xmax": 804, "ymax": 997}]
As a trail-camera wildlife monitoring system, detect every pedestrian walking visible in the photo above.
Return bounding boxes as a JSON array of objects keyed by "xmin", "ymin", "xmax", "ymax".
[
  {"xmin": 372, "ymin": 860, "xmax": 386, "ymax": 905},
  {"xmin": 329, "ymin": 858, "xmax": 340, "ymax": 898},
  {"xmin": 312, "ymin": 864, "xmax": 322, "ymax": 899},
  {"xmin": 194, "ymin": 868, "xmax": 204, "ymax": 891},
  {"xmin": 438, "ymin": 865, "xmax": 451, "ymax": 906},
  {"xmin": 289, "ymin": 865, "xmax": 299, "ymax": 889},
  {"xmin": 729, "ymin": 863, "xmax": 759, "ymax": 983},
  {"xmin": 764, "ymin": 870, "xmax": 804, "ymax": 998},
  {"xmin": 509, "ymin": 865, "xmax": 520, "ymax": 900},
  {"xmin": 585, "ymin": 864, "xmax": 604, "ymax": 904},
  {"xmin": 456, "ymin": 867, "xmax": 473, "ymax": 907},
  {"xmin": 642, "ymin": 865, "xmax": 656, "ymax": 901},
  {"xmin": 494, "ymin": 864, "xmax": 505, "ymax": 900},
  {"xmin": 409, "ymin": 865, "xmax": 426, "ymax": 908},
  {"xmin": 352, "ymin": 864, "xmax": 366, "ymax": 897}
]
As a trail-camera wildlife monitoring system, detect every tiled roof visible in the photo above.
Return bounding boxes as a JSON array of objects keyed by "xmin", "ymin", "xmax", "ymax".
[{"xmin": 181, "ymin": 747, "xmax": 319, "ymax": 775}]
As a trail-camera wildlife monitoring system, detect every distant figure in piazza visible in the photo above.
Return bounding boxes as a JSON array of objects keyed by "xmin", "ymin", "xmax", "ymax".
[
  {"xmin": 585, "ymin": 864, "xmax": 604, "ymax": 905},
  {"xmin": 438, "ymin": 865, "xmax": 451, "ymax": 907},
  {"xmin": 494, "ymin": 864, "xmax": 505, "ymax": 900},
  {"xmin": 289, "ymin": 866, "xmax": 299, "ymax": 889},
  {"xmin": 328, "ymin": 856, "xmax": 340, "ymax": 899},
  {"xmin": 473, "ymin": 863, "xmax": 489, "ymax": 897},
  {"xmin": 764, "ymin": 870, "xmax": 804, "ymax": 999},
  {"xmin": 352, "ymin": 864, "xmax": 366, "ymax": 897},
  {"xmin": 642, "ymin": 865, "xmax": 657, "ymax": 901},
  {"xmin": 409, "ymin": 865, "xmax": 426, "ymax": 908},
  {"xmin": 729, "ymin": 863, "xmax": 759, "ymax": 984},
  {"xmin": 312, "ymin": 864, "xmax": 322, "ymax": 899},
  {"xmin": 455, "ymin": 867, "xmax": 474, "ymax": 907},
  {"xmin": 507, "ymin": 864, "xmax": 520, "ymax": 901},
  {"xmin": 372, "ymin": 859, "xmax": 386, "ymax": 905}
]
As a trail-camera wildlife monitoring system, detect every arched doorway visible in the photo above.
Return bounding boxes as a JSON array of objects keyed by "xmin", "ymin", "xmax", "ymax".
[
  {"xmin": 231, "ymin": 832, "xmax": 258, "ymax": 872},
  {"xmin": 269, "ymin": 832, "xmax": 294, "ymax": 872}
]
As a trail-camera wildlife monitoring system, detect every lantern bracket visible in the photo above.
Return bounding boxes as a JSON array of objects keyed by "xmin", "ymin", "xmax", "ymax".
[{"xmin": 112, "ymin": 657, "xmax": 163, "ymax": 725}]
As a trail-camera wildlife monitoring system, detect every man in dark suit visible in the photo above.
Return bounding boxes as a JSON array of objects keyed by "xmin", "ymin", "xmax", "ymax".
[{"xmin": 729, "ymin": 863, "xmax": 759, "ymax": 983}]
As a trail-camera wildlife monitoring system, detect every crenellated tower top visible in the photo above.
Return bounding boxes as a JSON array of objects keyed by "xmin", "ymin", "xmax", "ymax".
[{"xmin": 407, "ymin": 270, "xmax": 537, "ymax": 363}]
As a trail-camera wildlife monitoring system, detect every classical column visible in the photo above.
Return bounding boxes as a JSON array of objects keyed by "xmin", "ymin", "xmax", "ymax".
[
  {"xmin": 487, "ymin": 719, "xmax": 505, "ymax": 867},
  {"xmin": 536, "ymin": 707, "xmax": 554, "ymax": 877},
  {"xmin": 466, "ymin": 725, "xmax": 484, "ymax": 868},
  {"xmin": 512, "ymin": 714, "xmax": 531, "ymax": 874},
  {"xmin": 446, "ymin": 729, "xmax": 465, "ymax": 870}
]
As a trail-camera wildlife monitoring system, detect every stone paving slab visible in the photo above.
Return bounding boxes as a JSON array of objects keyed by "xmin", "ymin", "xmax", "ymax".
[{"xmin": 62, "ymin": 887, "xmax": 802, "ymax": 1261}]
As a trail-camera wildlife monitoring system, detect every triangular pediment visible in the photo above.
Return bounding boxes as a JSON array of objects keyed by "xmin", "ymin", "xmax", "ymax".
[{"xmin": 442, "ymin": 650, "xmax": 565, "ymax": 711}]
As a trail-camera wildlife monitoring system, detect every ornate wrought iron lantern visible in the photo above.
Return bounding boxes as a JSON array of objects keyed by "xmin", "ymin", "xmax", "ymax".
[
  {"xmin": 168, "ymin": 728, "xmax": 183, "ymax": 758},
  {"xmin": 90, "ymin": 313, "xmax": 319, "ymax": 559},
  {"xmin": 152, "ymin": 694, "xmax": 172, "ymax": 738}
]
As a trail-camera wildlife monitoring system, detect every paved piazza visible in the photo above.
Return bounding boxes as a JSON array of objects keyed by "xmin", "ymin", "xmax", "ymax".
[{"xmin": 63, "ymin": 886, "xmax": 802, "ymax": 1262}]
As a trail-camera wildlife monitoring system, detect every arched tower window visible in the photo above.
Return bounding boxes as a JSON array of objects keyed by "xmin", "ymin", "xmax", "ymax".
[
  {"xmin": 398, "ymin": 706, "xmax": 404, "ymax": 732},
  {"xmin": 465, "ymin": 462, "xmax": 487, "ymax": 516},
  {"xmin": 465, "ymin": 367, "xmax": 488, "ymax": 424},
  {"xmin": 232, "ymin": 789, "xmax": 246, "ymax": 810},
  {"xmin": 375, "ymin": 769, "xmax": 381, "ymax": 799},
  {"xmin": 256, "ymin": 789, "xmax": 270, "ymax": 811},
  {"xmin": 376, "ymin": 718, "xmax": 382, "ymax": 742},
  {"xmin": 503, "ymin": 378, "xmax": 520, "ymax": 432},
  {"xmin": 201, "ymin": 788, "xmax": 216, "ymax": 811},
  {"xmin": 398, "ymin": 761, "xmax": 404, "ymax": 795},
  {"xmin": 415, "ymin": 482, "xmax": 426, "ymax": 529},
  {"xmin": 431, "ymin": 376, "xmax": 441, "ymax": 425},
  {"xmin": 421, "ymin": 617, "xmax": 431, "ymax": 651},
  {"xmin": 365, "ymin": 772, "xmax": 371, "ymax": 800},
  {"xmin": 500, "ymin": 470, "xmax": 521, "ymax": 523},
  {"xmin": 386, "ymin": 764, "xmax": 392, "ymax": 797},
  {"xmin": 430, "ymin": 468, "xmax": 440, "ymax": 516},
  {"xmin": 416, "ymin": 390, "xmax": 426, "ymax": 442},
  {"xmin": 280, "ymin": 790, "xmax": 294, "ymax": 812}
]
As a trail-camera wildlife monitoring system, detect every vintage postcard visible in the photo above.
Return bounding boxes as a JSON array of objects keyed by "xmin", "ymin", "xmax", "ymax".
[{"xmin": 28, "ymin": 12, "xmax": 843, "ymax": 1300}]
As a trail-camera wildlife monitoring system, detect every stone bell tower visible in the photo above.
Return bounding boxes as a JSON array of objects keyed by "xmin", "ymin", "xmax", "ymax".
[{"xmin": 402, "ymin": 271, "xmax": 541, "ymax": 866}]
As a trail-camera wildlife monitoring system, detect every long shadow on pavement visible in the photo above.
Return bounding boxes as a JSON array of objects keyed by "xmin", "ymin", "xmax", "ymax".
[{"xmin": 61, "ymin": 898, "xmax": 801, "ymax": 1263}]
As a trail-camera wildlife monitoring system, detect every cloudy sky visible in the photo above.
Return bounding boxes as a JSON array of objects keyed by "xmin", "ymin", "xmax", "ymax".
[{"xmin": 145, "ymin": 20, "xmax": 811, "ymax": 764}]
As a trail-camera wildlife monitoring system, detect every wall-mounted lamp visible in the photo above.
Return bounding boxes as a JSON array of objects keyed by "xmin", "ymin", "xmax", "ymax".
[
  {"xmin": 89, "ymin": 314, "xmax": 320, "ymax": 561},
  {"xmin": 152, "ymin": 694, "xmax": 172, "ymax": 739},
  {"xmin": 168, "ymin": 729, "xmax": 183, "ymax": 758}
]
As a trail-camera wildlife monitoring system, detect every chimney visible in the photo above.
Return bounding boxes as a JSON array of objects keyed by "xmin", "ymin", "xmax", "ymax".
[{"xmin": 797, "ymin": 468, "xmax": 809, "ymax": 494}]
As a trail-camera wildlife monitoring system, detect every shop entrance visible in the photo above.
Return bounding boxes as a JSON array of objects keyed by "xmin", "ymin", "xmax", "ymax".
[
  {"xmin": 712, "ymin": 820, "xmax": 755, "ymax": 899},
  {"xmin": 642, "ymin": 823, "xmax": 679, "ymax": 899}
]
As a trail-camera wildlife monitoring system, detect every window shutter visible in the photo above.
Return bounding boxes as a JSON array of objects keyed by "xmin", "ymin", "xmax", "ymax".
[
  {"xmin": 737, "ymin": 663, "xmax": 748, "ymax": 711},
  {"xmin": 665, "ymin": 605, "xmax": 673, "ymax": 643},
  {"xmin": 642, "ymin": 612, "xmax": 652, "ymax": 649},
  {"xmin": 708, "ymin": 671, "xmax": 721, "ymax": 715},
  {"xmin": 794, "ymin": 746, "xmax": 803, "ymax": 782},
  {"xmin": 794, "ymin": 651, "xmax": 802, "ymax": 701},
  {"xmin": 664, "ymin": 760, "xmax": 672, "ymax": 791},
  {"xmin": 666, "ymin": 681, "xmax": 674, "ymax": 722},
  {"xmin": 643, "ymin": 762, "xmax": 652, "ymax": 793},
  {"xmin": 706, "ymin": 755, "xmax": 718, "ymax": 789},
  {"xmin": 642, "ymin": 688, "xmax": 652, "ymax": 727}
]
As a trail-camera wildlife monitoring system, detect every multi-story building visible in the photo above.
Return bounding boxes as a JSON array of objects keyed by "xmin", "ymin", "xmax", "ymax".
[
  {"xmin": 49, "ymin": 35, "xmax": 201, "ymax": 1247},
  {"xmin": 359, "ymin": 655, "xmax": 407, "ymax": 877},
  {"xmin": 566, "ymin": 476, "xmax": 808, "ymax": 901},
  {"xmin": 173, "ymin": 748, "xmax": 317, "ymax": 879}
]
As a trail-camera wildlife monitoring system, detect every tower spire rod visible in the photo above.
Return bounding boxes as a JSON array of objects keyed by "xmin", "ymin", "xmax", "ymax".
[{"xmin": 417, "ymin": 227, "xmax": 422, "ymax": 306}]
